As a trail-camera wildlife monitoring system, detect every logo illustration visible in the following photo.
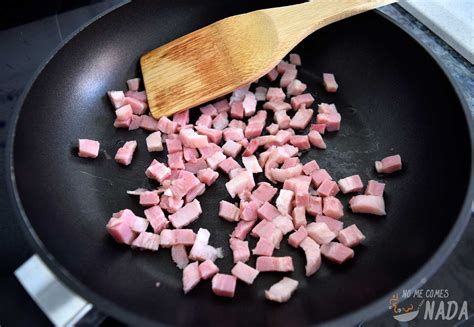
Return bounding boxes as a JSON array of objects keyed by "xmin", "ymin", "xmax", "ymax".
[{"xmin": 389, "ymin": 293, "xmax": 425, "ymax": 322}]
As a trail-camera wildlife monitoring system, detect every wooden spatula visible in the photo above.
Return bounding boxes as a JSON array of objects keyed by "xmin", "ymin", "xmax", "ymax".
[{"xmin": 141, "ymin": 0, "xmax": 395, "ymax": 119}]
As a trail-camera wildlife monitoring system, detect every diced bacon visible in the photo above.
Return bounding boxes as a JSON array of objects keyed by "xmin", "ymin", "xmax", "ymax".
[
  {"xmin": 242, "ymin": 139, "xmax": 259, "ymax": 157},
  {"xmin": 107, "ymin": 90, "xmax": 125, "ymax": 108},
  {"xmin": 160, "ymin": 195, "xmax": 184, "ymax": 213},
  {"xmin": 223, "ymin": 127, "xmax": 244, "ymax": 142},
  {"xmin": 231, "ymin": 220, "xmax": 256, "ymax": 240},
  {"xmin": 266, "ymin": 123, "xmax": 279, "ymax": 135},
  {"xmin": 145, "ymin": 131, "xmax": 163, "ymax": 152},
  {"xmin": 229, "ymin": 238, "xmax": 250, "ymax": 263},
  {"xmin": 229, "ymin": 85, "xmax": 250, "ymax": 104},
  {"xmin": 252, "ymin": 237, "xmax": 275, "ymax": 256},
  {"xmin": 277, "ymin": 61, "xmax": 296, "ymax": 74},
  {"xmin": 128, "ymin": 114, "xmax": 142, "ymax": 131},
  {"xmin": 251, "ymin": 182, "xmax": 277, "ymax": 204},
  {"xmin": 251, "ymin": 220, "xmax": 283, "ymax": 248},
  {"xmin": 182, "ymin": 262, "xmax": 201, "ymax": 294},
  {"xmin": 144, "ymin": 206, "xmax": 169, "ymax": 233},
  {"xmin": 189, "ymin": 228, "xmax": 223, "ymax": 262},
  {"xmin": 214, "ymin": 99, "xmax": 230, "ymax": 113},
  {"xmin": 263, "ymin": 101, "xmax": 292, "ymax": 112},
  {"xmin": 165, "ymin": 137, "xmax": 182, "ymax": 154},
  {"xmin": 310, "ymin": 123, "xmax": 326, "ymax": 134},
  {"xmin": 365, "ymin": 180, "xmax": 385, "ymax": 196},
  {"xmin": 219, "ymin": 201, "xmax": 240, "ymax": 222},
  {"xmin": 290, "ymin": 93, "xmax": 314, "ymax": 110},
  {"xmin": 321, "ymin": 242, "xmax": 354, "ymax": 264},
  {"xmin": 257, "ymin": 202, "xmax": 280, "ymax": 221},
  {"xmin": 290, "ymin": 108, "xmax": 313, "ymax": 129},
  {"xmin": 183, "ymin": 147, "xmax": 199, "ymax": 161},
  {"xmin": 131, "ymin": 232, "xmax": 160, "ymax": 251},
  {"xmin": 280, "ymin": 69, "xmax": 297, "ymax": 88},
  {"xmin": 266, "ymin": 68, "xmax": 279, "ymax": 81},
  {"xmin": 306, "ymin": 196, "xmax": 322, "ymax": 216},
  {"xmin": 200, "ymin": 104, "xmax": 218, "ymax": 117},
  {"xmin": 114, "ymin": 116, "xmax": 131, "ymax": 128},
  {"xmin": 303, "ymin": 160, "xmax": 319, "ymax": 175},
  {"xmin": 292, "ymin": 206, "xmax": 307, "ymax": 229},
  {"xmin": 349, "ymin": 195, "xmax": 386, "ymax": 215},
  {"xmin": 212, "ymin": 112, "xmax": 229, "ymax": 130},
  {"xmin": 283, "ymin": 175, "xmax": 311, "ymax": 192},
  {"xmin": 230, "ymin": 100, "xmax": 244, "ymax": 119},
  {"xmin": 184, "ymin": 158, "xmax": 208, "ymax": 173},
  {"xmin": 307, "ymin": 222, "xmax": 336, "ymax": 245},
  {"xmin": 316, "ymin": 112, "xmax": 341, "ymax": 132},
  {"xmin": 115, "ymin": 140, "xmax": 137, "ymax": 166},
  {"xmin": 281, "ymin": 158, "xmax": 299, "ymax": 171},
  {"xmin": 78, "ymin": 139, "xmax": 100, "ymax": 158},
  {"xmin": 212, "ymin": 274, "xmax": 236, "ymax": 298},
  {"xmin": 159, "ymin": 229, "xmax": 196, "ymax": 247},
  {"xmin": 240, "ymin": 200, "xmax": 260, "ymax": 221},
  {"xmin": 229, "ymin": 119, "xmax": 246, "ymax": 129},
  {"xmin": 242, "ymin": 92, "xmax": 257, "ymax": 117},
  {"xmin": 276, "ymin": 189, "xmax": 294, "ymax": 215},
  {"xmin": 322, "ymin": 196, "xmax": 344, "ymax": 219},
  {"xmin": 289, "ymin": 53, "xmax": 301, "ymax": 66},
  {"xmin": 287, "ymin": 79, "xmax": 307, "ymax": 96},
  {"xmin": 125, "ymin": 90, "xmax": 147, "ymax": 103},
  {"xmin": 299, "ymin": 237, "xmax": 321, "ymax": 276},
  {"xmin": 115, "ymin": 104, "xmax": 133, "ymax": 121},
  {"xmin": 338, "ymin": 175, "xmax": 363, "ymax": 194},
  {"xmin": 197, "ymin": 168, "xmax": 219, "ymax": 186},
  {"xmin": 199, "ymin": 259, "xmax": 219, "ymax": 280},
  {"xmin": 271, "ymin": 164, "xmax": 303, "ymax": 183},
  {"xmin": 245, "ymin": 122, "xmax": 265, "ymax": 139},
  {"xmin": 123, "ymin": 96, "xmax": 147, "ymax": 115},
  {"xmin": 168, "ymin": 199, "xmax": 202, "ymax": 228},
  {"xmin": 265, "ymin": 277, "xmax": 298, "ymax": 303},
  {"xmin": 316, "ymin": 215, "xmax": 343, "ymax": 233},
  {"xmin": 272, "ymin": 214, "xmax": 294, "ymax": 234},
  {"xmin": 185, "ymin": 182, "xmax": 206, "ymax": 202},
  {"xmin": 171, "ymin": 245, "xmax": 189, "ymax": 269},
  {"xmin": 106, "ymin": 218, "xmax": 137, "ymax": 244},
  {"xmin": 167, "ymin": 152, "xmax": 185, "ymax": 170},
  {"xmin": 229, "ymin": 167, "xmax": 247, "ymax": 179},
  {"xmin": 195, "ymin": 126, "xmax": 223, "ymax": 144},
  {"xmin": 290, "ymin": 135, "xmax": 310, "ymax": 150},
  {"xmin": 238, "ymin": 138, "xmax": 249, "ymax": 147},
  {"xmin": 256, "ymin": 256, "xmax": 294, "ymax": 272},
  {"xmin": 317, "ymin": 180, "xmax": 340, "ymax": 197},
  {"xmin": 129, "ymin": 216, "xmax": 149, "ymax": 233},
  {"xmin": 255, "ymin": 86, "xmax": 268, "ymax": 101},
  {"xmin": 308, "ymin": 130, "xmax": 326, "ymax": 149},
  {"xmin": 198, "ymin": 143, "xmax": 222, "ymax": 159},
  {"xmin": 140, "ymin": 115, "xmax": 158, "ymax": 131},
  {"xmin": 126, "ymin": 78, "xmax": 140, "ymax": 91},
  {"xmin": 266, "ymin": 87, "xmax": 285, "ymax": 102},
  {"xmin": 179, "ymin": 128, "xmax": 209, "ymax": 148},
  {"xmin": 242, "ymin": 155, "xmax": 262, "ymax": 173},
  {"xmin": 139, "ymin": 191, "xmax": 160, "ymax": 207},
  {"xmin": 196, "ymin": 114, "xmax": 213, "ymax": 128},
  {"xmin": 206, "ymin": 151, "xmax": 226, "ymax": 170},
  {"xmin": 288, "ymin": 226, "xmax": 308, "ymax": 248},
  {"xmin": 375, "ymin": 154, "xmax": 402, "ymax": 174},
  {"xmin": 225, "ymin": 170, "xmax": 254, "ymax": 198},
  {"xmin": 222, "ymin": 140, "xmax": 242, "ymax": 158},
  {"xmin": 311, "ymin": 168, "xmax": 332, "ymax": 187},
  {"xmin": 337, "ymin": 224, "xmax": 366, "ymax": 248},
  {"xmin": 323, "ymin": 73, "xmax": 338, "ymax": 92},
  {"xmin": 157, "ymin": 116, "xmax": 178, "ymax": 134},
  {"xmin": 318, "ymin": 103, "xmax": 338, "ymax": 114},
  {"xmin": 172, "ymin": 110, "xmax": 189, "ymax": 127},
  {"xmin": 231, "ymin": 262, "xmax": 259, "ymax": 285}
]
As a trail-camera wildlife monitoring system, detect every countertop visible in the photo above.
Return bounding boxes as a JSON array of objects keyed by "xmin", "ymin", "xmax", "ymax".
[{"xmin": 0, "ymin": 2, "xmax": 472, "ymax": 326}]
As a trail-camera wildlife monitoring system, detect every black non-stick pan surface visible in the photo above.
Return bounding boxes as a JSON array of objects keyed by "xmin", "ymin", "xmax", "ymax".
[{"xmin": 6, "ymin": 0, "xmax": 474, "ymax": 325}]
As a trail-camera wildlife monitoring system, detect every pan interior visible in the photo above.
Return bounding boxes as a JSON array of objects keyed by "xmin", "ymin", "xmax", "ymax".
[{"xmin": 12, "ymin": 0, "xmax": 471, "ymax": 325}]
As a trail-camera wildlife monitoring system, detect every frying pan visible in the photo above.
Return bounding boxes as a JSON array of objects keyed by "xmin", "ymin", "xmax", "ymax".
[{"xmin": 6, "ymin": 0, "xmax": 474, "ymax": 325}]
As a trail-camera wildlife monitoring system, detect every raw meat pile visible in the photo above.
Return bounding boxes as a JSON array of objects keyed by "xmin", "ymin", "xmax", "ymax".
[{"xmin": 78, "ymin": 54, "xmax": 403, "ymax": 303}]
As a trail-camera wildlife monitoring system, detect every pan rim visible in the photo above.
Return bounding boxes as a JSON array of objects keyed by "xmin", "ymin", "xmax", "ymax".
[{"xmin": 4, "ymin": 3, "xmax": 473, "ymax": 326}]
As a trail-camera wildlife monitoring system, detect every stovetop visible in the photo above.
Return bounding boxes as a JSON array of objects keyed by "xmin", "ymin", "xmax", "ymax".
[{"xmin": 0, "ymin": 2, "xmax": 472, "ymax": 326}]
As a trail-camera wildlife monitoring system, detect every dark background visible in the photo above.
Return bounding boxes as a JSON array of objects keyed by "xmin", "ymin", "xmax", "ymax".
[{"xmin": 0, "ymin": 1, "xmax": 472, "ymax": 326}]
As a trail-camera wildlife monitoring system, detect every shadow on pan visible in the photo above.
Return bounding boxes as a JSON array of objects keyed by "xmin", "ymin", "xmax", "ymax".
[{"xmin": 6, "ymin": 0, "xmax": 473, "ymax": 325}]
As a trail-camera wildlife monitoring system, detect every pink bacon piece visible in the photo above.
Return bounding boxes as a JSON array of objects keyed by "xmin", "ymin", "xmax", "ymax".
[
  {"xmin": 231, "ymin": 220, "xmax": 256, "ymax": 240},
  {"xmin": 375, "ymin": 154, "xmax": 402, "ymax": 174},
  {"xmin": 337, "ymin": 224, "xmax": 366, "ymax": 247},
  {"xmin": 323, "ymin": 73, "xmax": 338, "ymax": 92},
  {"xmin": 299, "ymin": 237, "xmax": 321, "ymax": 276},
  {"xmin": 349, "ymin": 195, "xmax": 386, "ymax": 216},
  {"xmin": 289, "ymin": 108, "xmax": 314, "ymax": 129},
  {"xmin": 322, "ymin": 196, "xmax": 344, "ymax": 219},
  {"xmin": 78, "ymin": 139, "xmax": 100, "ymax": 158},
  {"xmin": 168, "ymin": 199, "xmax": 202, "ymax": 228},
  {"xmin": 229, "ymin": 238, "xmax": 250, "ymax": 263},
  {"xmin": 321, "ymin": 242, "xmax": 354, "ymax": 264},
  {"xmin": 338, "ymin": 175, "xmax": 364, "ymax": 194},
  {"xmin": 307, "ymin": 222, "xmax": 336, "ymax": 244},
  {"xmin": 199, "ymin": 259, "xmax": 220, "ymax": 280},
  {"xmin": 131, "ymin": 232, "xmax": 160, "ymax": 251},
  {"xmin": 115, "ymin": 140, "xmax": 137, "ymax": 166},
  {"xmin": 252, "ymin": 237, "xmax": 275, "ymax": 256},
  {"xmin": 231, "ymin": 262, "xmax": 259, "ymax": 285},
  {"xmin": 197, "ymin": 168, "xmax": 219, "ymax": 186},
  {"xmin": 290, "ymin": 93, "xmax": 314, "ymax": 110},
  {"xmin": 159, "ymin": 229, "xmax": 196, "ymax": 248},
  {"xmin": 171, "ymin": 245, "xmax": 189, "ymax": 269},
  {"xmin": 219, "ymin": 201, "xmax": 240, "ymax": 222},
  {"xmin": 365, "ymin": 180, "xmax": 385, "ymax": 196},
  {"xmin": 287, "ymin": 79, "xmax": 307, "ymax": 96},
  {"xmin": 256, "ymin": 256, "xmax": 294, "ymax": 272},
  {"xmin": 212, "ymin": 274, "xmax": 237, "ymax": 298},
  {"xmin": 288, "ymin": 226, "xmax": 308, "ymax": 248},
  {"xmin": 183, "ymin": 262, "xmax": 201, "ymax": 294},
  {"xmin": 265, "ymin": 277, "xmax": 298, "ymax": 303}
]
